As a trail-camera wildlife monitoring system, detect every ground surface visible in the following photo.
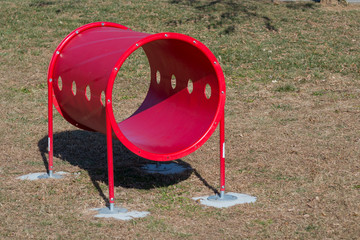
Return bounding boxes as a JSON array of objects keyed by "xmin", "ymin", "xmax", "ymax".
[{"xmin": 0, "ymin": 0, "xmax": 359, "ymax": 239}]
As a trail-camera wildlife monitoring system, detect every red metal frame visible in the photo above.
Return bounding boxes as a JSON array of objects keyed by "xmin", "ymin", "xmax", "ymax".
[
  {"xmin": 106, "ymin": 103, "xmax": 115, "ymax": 206},
  {"xmin": 47, "ymin": 22, "xmax": 228, "ymax": 208},
  {"xmin": 48, "ymin": 78, "xmax": 53, "ymax": 176},
  {"xmin": 220, "ymin": 110, "xmax": 225, "ymax": 193}
]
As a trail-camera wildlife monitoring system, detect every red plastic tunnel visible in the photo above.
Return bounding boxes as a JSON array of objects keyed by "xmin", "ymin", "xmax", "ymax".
[{"xmin": 48, "ymin": 22, "xmax": 226, "ymax": 161}]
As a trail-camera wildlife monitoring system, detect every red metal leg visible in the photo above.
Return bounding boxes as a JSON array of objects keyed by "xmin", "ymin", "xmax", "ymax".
[
  {"xmin": 220, "ymin": 110, "xmax": 225, "ymax": 198},
  {"xmin": 106, "ymin": 103, "xmax": 115, "ymax": 211},
  {"xmin": 208, "ymin": 109, "xmax": 239, "ymax": 201},
  {"xmin": 48, "ymin": 78, "xmax": 54, "ymax": 177}
]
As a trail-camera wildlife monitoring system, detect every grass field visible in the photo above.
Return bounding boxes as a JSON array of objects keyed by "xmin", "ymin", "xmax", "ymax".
[{"xmin": 1, "ymin": 0, "xmax": 359, "ymax": 239}]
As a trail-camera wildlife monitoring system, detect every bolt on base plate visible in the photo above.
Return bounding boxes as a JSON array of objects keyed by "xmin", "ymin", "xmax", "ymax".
[
  {"xmin": 17, "ymin": 171, "xmax": 68, "ymax": 180},
  {"xmin": 141, "ymin": 162, "xmax": 190, "ymax": 175},
  {"xmin": 207, "ymin": 193, "xmax": 238, "ymax": 201},
  {"xmin": 193, "ymin": 192, "xmax": 257, "ymax": 208},
  {"xmin": 92, "ymin": 206, "xmax": 150, "ymax": 220},
  {"xmin": 37, "ymin": 173, "xmax": 64, "ymax": 179},
  {"xmin": 96, "ymin": 206, "xmax": 128, "ymax": 215}
]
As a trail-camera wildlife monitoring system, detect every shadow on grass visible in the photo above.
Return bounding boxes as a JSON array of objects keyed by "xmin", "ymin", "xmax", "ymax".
[
  {"xmin": 286, "ymin": 2, "xmax": 319, "ymax": 10},
  {"xmin": 168, "ymin": 0, "xmax": 278, "ymax": 33},
  {"xmin": 38, "ymin": 130, "xmax": 218, "ymax": 205}
]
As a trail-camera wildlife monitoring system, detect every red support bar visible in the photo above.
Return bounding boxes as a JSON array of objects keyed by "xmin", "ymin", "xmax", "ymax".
[
  {"xmin": 48, "ymin": 78, "xmax": 54, "ymax": 177},
  {"xmin": 106, "ymin": 102, "xmax": 115, "ymax": 210},
  {"xmin": 220, "ymin": 109, "xmax": 225, "ymax": 194}
]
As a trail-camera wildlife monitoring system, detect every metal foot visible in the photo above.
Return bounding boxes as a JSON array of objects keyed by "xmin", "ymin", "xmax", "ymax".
[
  {"xmin": 207, "ymin": 191, "xmax": 238, "ymax": 201},
  {"xmin": 37, "ymin": 172, "xmax": 63, "ymax": 179},
  {"xmin": 96, "ymin": 205, "xmax": 128, "ymax": 215},
  {"xmin": 141, "ymin": 162, "xmax": 190, "ymax": 175},
  {"xmin": 193, "ymin": 192, "xmax": 256, "ymax": 208},
  {"xmin": 17, "ymin": 172, "xmax": 68, "ymax": 180},
  {"xmin": 92, "ymin": 207, "xmax": 150, "ymax": 220}
]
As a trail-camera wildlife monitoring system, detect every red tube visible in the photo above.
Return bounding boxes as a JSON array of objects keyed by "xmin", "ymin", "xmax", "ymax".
[{"xmin": 48, "ymin": 22, "xmax": 226, "ymax": 162}]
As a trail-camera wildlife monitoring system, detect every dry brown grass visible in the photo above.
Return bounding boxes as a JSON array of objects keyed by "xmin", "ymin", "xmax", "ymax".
[{"xmin": 1, "ymin": 0, "xmax": 359, "ymax": 239}]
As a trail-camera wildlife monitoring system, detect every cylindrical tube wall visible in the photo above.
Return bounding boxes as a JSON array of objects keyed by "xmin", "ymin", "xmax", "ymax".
[{"xmin": 48, "ymin": 22, "xmax": 226, "ymax": 161}]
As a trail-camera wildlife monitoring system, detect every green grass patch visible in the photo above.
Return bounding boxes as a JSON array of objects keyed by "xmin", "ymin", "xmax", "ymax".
[{"xmin": 312, "ymin": 90, "xmax": 327, "ymax": 96}]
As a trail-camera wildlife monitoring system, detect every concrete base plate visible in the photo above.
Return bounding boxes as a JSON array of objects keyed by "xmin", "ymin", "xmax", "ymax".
[
  {"xmin": 141, "ymin": 162, "xmax": 190, "ymax": 175},
  {"xmin": 193, "ymin": 192, "xmax": 257, "ymax": 208},
  {"xmin": 17, "ymin": 171, "xmax": 68, "ymax": 180},
  {"xmin": 96, "ymin": 207, "xmax": 128, "ymax": 215},
  {"xmin": 207, "ymin": 193, "xmax": 238, "ymax": 201},
  {"xmin": 92, "ymin": 207, "xmax": 150, "ymax": 220}
]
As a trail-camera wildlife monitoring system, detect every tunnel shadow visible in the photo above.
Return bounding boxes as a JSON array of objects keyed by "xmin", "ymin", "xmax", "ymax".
[{"xmin": 38, "ymin": 130, "xmax": 218, "ymax": 205}]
